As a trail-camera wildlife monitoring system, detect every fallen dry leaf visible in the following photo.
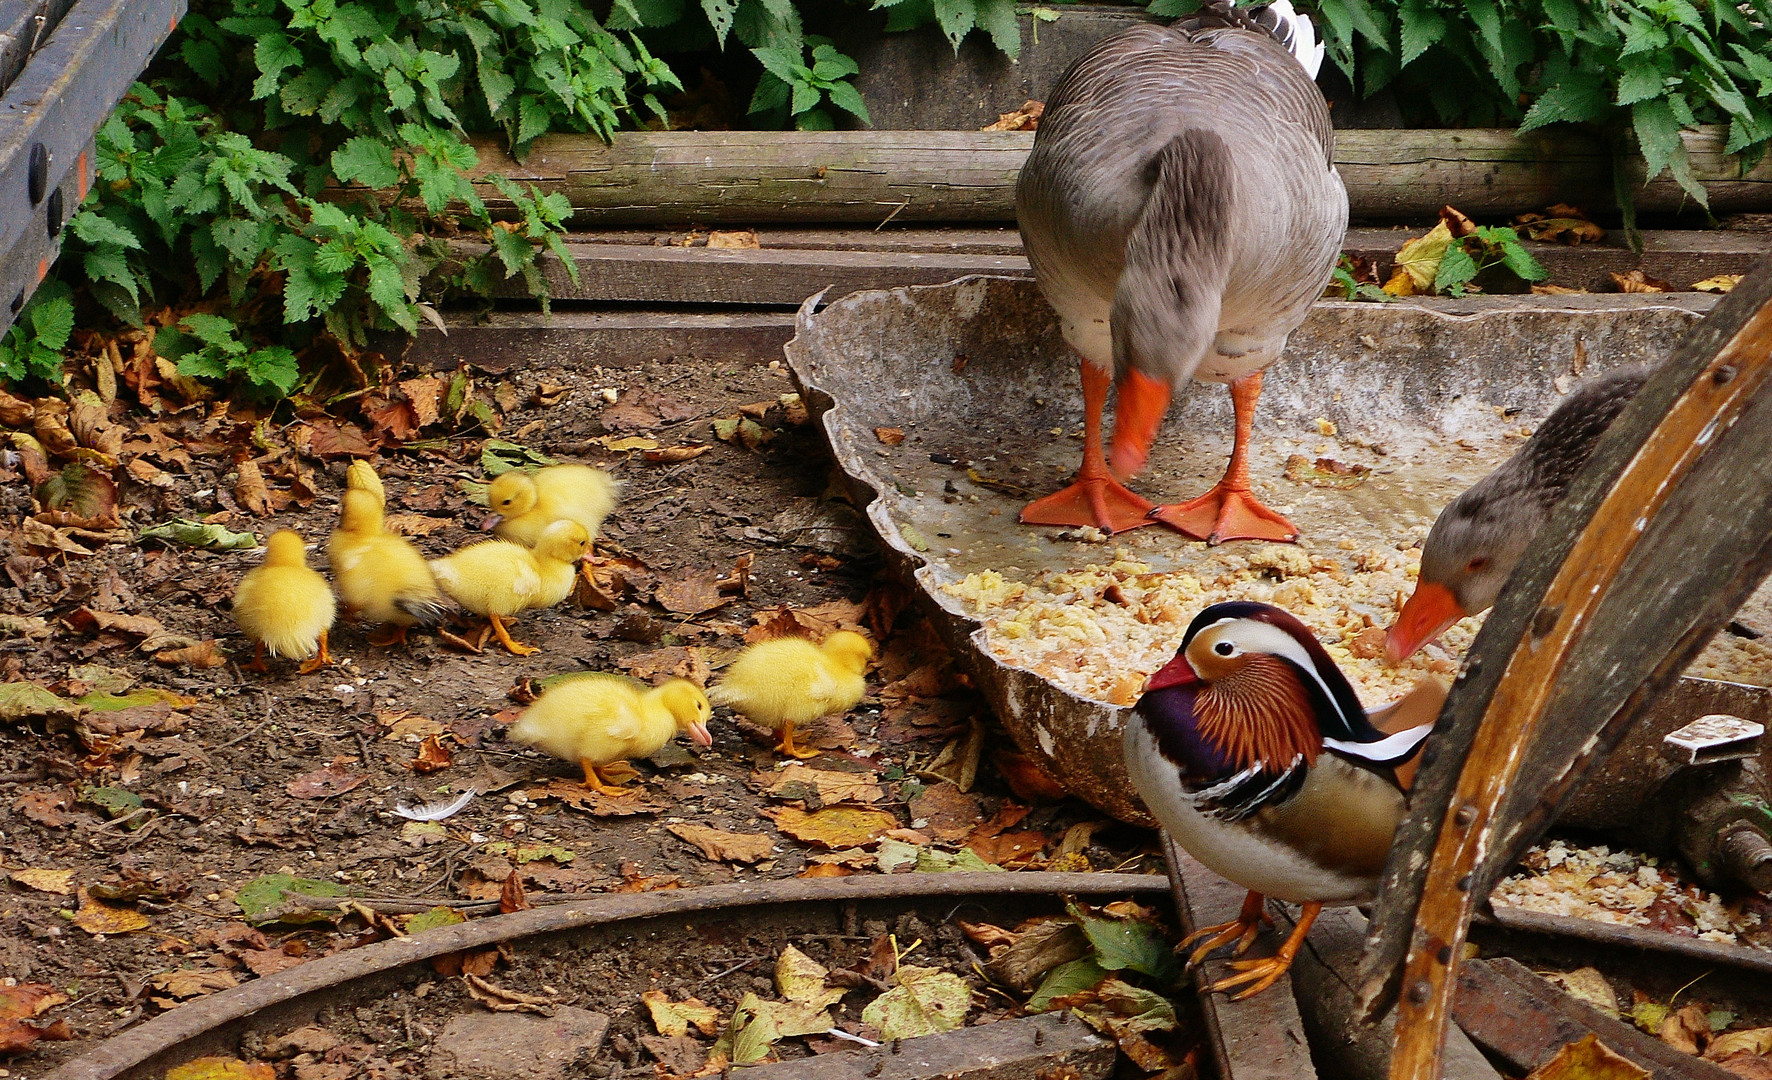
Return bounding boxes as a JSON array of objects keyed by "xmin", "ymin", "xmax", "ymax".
[
  {"xmin": 235, "ymin": 460, "xmax": 271, "ymax": 517},
  {"xmin": 408, "ymin": 735, "xmax": 452, "ymax": 774},
  {"xmin": 1708, "ymin": 1029, "xmax": 1772, "ymax": 1061},
  {"xmin": 797, "ymin": 864, "xmax": 851, "ymax": 878},
  {"xmin": 1514, "ymin": 205, "xmax": 1606, "ymax": 245},
  {"xmin": 165, "ymin": 1058, "xmax": 275, "ymax": 1080},
  {"xmin": 1532, "ymin": 284, "xmax": 1588, "ymax": 295},
  {"xmin": 0, "ymin": 981, "xmax": 72, "ymax": 1057},
  {"xmin": 1283, "ymin": 454, "xmax": 1371, "ymax": 489},
  {"xmin": 64, "ymin": 607, "xmax": 165, "ymax": 638},
  {"xmin": 1693, "ymin": 274, "xmax": 1743, "ymax": 293},
  {"xmin": 464, "ymin": 974, "xmax": 554, "ymax": 1015},
  {"xmin": 1611, "ymin": 269, "xmax": 1674, "ymax": 293},
  {"xmin": 398, "ymin": 376, "xmax": 445, "ymax": 428},
  {"xmin": 908, "ymin": 782, "xmax": 984, "ymax": 842},
  {"xmin": 982, "ymin": 99, "xmax": 1042, "ymax": 131},
  {"xmin": 154, "ymin": 640, "xmax": 227, "ymax": 669},
  {"xmin": 523, "ymin": 779, "xmax": 662, "ymax": 816},
  {"xmin": 499, "ymin": 870, "xmax": 532, "ymax": 914},
  {"xmin": 1383, "ymin": 221, "xmax": 1453, "ymax": 296},
  {"xmin": 643, "ymin": 990, "xmax": 722, "ymax": 1038},
  {"xmin": 383, "ymin": 513, "xmax": 454, "ymax": 536},
  {"xmin": 707, "ymin": 230, "xmax": 760, "ymax": 249},
  {"xmin": 1661, "ymin": 1003, "xmax": 1711, "ymax": 1055},
  {"xmin": 1542, "ymin": 967, "xmax": 1618, "ymax": 1016},
  {"xmin": 756, "ymin": 764, "xmax": 883, "ymax": 804},
  {"xmin": 643, "ymin": 444, "xmax": 711, "ymax": 463},
  {"xmin": 716, "ymin": 552, "xmax": 752, "ymax": 597},
  {"xmin": 656, "ymin": 572, "xmax": 735, "ymax": 616},
  {"xmin": 72, "ymin": 890, "xmax": 152, "ymax": 935},
  {"xmin": 764, "ymin": 806, "xmax": 898, "ymax": 849},
  {"xmin": 874, "ymin": 427, "xmax": 906, "ymax": 447},
  {"xmin": 149, "ymin": 968, "xmax": 240, "ymax": 1000},
  {"xmin": 777, "ymin": 945, "xmax": 845, "ymax": 1010},
  {"xmin": 992, "ymin": 746, "xmax": 1069, "ymax": 803},
  {"xmin": 8, "ymin": 867, "xmax": 75, "ymax": 894},
  {"xmin": 668, "ymin": 823, "xmax": 775, "ymax": 864},
  {"xmin": 598, "ymin": 435, "xmax": 660, "ymax": 452},
  {"xmin": 711, "ymin": 415, "xmax": 775, "ymax": 451},
  {"xmin": 1525, "ymin": 1033, "xmax": 1649, "ymax": 1080},
  {"xmin": 286, "ymin": 758, "xmax": 368, "ymax": 799}
]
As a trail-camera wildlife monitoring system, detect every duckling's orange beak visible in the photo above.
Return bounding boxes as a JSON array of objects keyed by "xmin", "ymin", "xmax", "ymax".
[
  {"xmin": 689, "ymin": 721, "xmax": 713, "ymax": 748},
  {"xmin": 1108, "ymin": 369, "xmax": 1172, "ymax": 481},
  {"xmin": 1385, "ymin": 581, "xmax": 1465, "ymax": 664}
]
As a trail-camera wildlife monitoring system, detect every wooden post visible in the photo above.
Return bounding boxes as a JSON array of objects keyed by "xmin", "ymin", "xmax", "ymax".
[{"xmin": 1357, "ymin": 259, "xmax": 1772, "ymax": 1079}]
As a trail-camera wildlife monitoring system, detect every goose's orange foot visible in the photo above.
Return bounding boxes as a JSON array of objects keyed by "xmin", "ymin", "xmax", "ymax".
[
  {"xmin": 1180, "ymin": 890, "xmax": 1268, "ymax": 968},
  {"xmin": 1151, "ymin": 483, "xmax": 1299, "ymax": 545},
  {"xmin": 1021, "ymin": 475, "xmax": 1156, "ymax": 535}
]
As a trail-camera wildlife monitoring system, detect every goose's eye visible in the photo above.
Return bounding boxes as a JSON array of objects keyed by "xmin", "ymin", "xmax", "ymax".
[{"xmin": 1213, "ymin": 641, "xmax": 1235, "ymax": 657}]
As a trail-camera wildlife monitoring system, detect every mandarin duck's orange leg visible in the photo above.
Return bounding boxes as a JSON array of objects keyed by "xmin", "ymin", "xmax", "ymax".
[
  {"xmin": 775, "ymin": 720, "xmax": 821, "ymax": 760},
  {"xmin": 1180, "ymin": 889, "xmax": 1269, "ymax": 968},
  {"xmin": 488, "ymin": 614, "xmax": 539, "ymax": 657},
  {"xmin": 1207, "ymin": 901, "xmax": 1320, "ymax": 1000},
  {"xmin": 1151, "ymin": 371, "xmax": 1300, "ymax": 545},
  {"xmin": 297, "ymin": 631, "xmax": 331, "ymax": 675},
  {"xmin": 579, "ymin": 758, "xmax": 636, "ymax": 797},
  {"xmin": 1021, "ymin": 359, "xmax": 1157, "ymax": 535}
]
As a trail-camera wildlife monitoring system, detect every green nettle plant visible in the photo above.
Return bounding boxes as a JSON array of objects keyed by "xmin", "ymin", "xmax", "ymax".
[{"xmin": 9, "ymin": 0, "xmax": 1772, "ymax": 398}]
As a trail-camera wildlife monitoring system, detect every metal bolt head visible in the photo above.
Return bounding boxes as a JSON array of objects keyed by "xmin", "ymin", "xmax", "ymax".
[
  {"xmin": 27, "ymin": 143, "xmax": 48, "ymax": 205},
  {"xmin": 1715, "ymin": 364, "xmax": 1738, "ymax": 385},
  {"xmin": 46, "ymin": 188, "xmax": 63, "ymax": 239}
]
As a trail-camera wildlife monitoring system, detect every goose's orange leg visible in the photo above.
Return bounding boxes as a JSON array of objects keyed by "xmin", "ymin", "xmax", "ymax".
[
  {"xmin": 1207, "ymin": 901, "xmax": 1320, "ymax": 1000},
  {"xmin": 1021, "ymin": 360, "xmax": 1157, "ymax": 535},
  {"xmin": 1151, "ymin": 371, "xmax": 1299, "ymax": 544},
  {"xmin": 1180, "ymin": 889, "xmax": 1269, "ymax": 968}
]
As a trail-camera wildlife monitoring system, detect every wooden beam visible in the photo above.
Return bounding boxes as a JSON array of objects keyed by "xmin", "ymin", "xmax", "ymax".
[
  {"xmin": 405, "ymin": 310, "xmax": 797, "ymax": 373},
  {"xmin": 1366, "ymin": 261, "xmax": 1772, "ymax": 1078},
  {"xmin": 452, "ymin": 229, "xmax": 1768, "ymax": 306},
  {"xmin": 737, "ymin": 1013, "xmax": 1114, "ymax": 1080},
  {"xmin": 398, "ymin": 127, "xmax": 1772, "ymax": 227}
]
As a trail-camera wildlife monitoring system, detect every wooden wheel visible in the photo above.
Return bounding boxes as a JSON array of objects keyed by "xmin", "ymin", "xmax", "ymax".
[{"xmin": 1356, "ymin": 260, "xmax": 1772, "ymax": 1079}]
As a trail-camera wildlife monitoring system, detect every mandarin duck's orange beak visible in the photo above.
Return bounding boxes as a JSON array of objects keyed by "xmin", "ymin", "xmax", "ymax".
[
  {"xmin": 1384, "ymin": 580, "xmax": 1466, "ymax": 664},
  {"xmin": 1108, "ymin": 369, "xmax": 1172, "ymax": 481}
]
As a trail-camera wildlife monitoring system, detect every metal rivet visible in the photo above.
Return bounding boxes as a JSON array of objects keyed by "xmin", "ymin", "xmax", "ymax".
[
  {"xmin": 1407, "ymin": 979, "xmax": 1432, "ymax": 1005},
  {"xmin": 890, "ymin": 1038, "xmax": 902, "ymax": 1055},
  {"xmin": 1419, "ymin": 744, "xmax": 1437, "ymax": 769},
  {"xmin": 27, "ymin": 143, "xmax": 48, "ymax": 204},
  {"xmin": 1034, "ymin": 1027, "xmax": 1045, "ymax": 1047},
  {"xmin": 1436, "ymin": 944, "xmax": 1452, "ymax": 964},
  {"xmin": 1454, "ymin": 805, "xmax": 1477, "ymax": 827},
  {"xmin": 1532, "ymin": 604, "xmax": 1561, "ymax": 639},
  {"xmin": 865, "ymin": 1062, "xmax": 883, "ymax": 1078},
  {"xmin": 9, "ymin": 291, "xmax": 22, "ymax": 315},
  {"xmin": 45, "ymin": 188, "xmax": 63, "ymax": 239},
  {"xmin": 1056, "ymin": 1009, "xmax": 1070, "ymax": 1024},
  {"xmin": 1465, "ymin": 657, "xmax": 1483, "ymax": 678},
  {"xmin": 1456, "ymin": 873, "xmax": 1472, "ymax": 892},
  {"xmin": 1715, "ymin": 364, "xmax": 1738, "ymax": 385}
]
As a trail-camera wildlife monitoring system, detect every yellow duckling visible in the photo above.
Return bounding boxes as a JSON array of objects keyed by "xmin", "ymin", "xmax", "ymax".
[
  {"xmin": 328, "ymin": 488, "xmax": 449, "ymax": 647},
  {"xmin": 508, "ymin": 674, "xmax": 713, "ymax": 795},
  {"xmin": 487, "ymin": 465, "xmax": 618, "ymax": 570},
  {"xmin": 709, "ymin": 630, "xmax": 873, "ymax": 759},
  {"xmin": 232, "ymin": 530, "xmax": 337, "ymax": 674},
  {"xmin": 345, "ymin": 459, "xmax": 385, "ymax": 507},
  {"xmin": 429, "ymin": 519, "xmax": 589, "ymax": 656}
]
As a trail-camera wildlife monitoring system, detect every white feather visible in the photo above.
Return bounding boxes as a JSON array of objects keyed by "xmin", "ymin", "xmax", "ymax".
[
  {"xmin": 394, "ymin": 789, "xmax": 475, "ymax": 821},
  {"xmin": 1268, "ymin": 0, "xmax": 1325, "ymax": 79},
  {"xmin": 1324, "ymin": 723, "xmax": 1433, "ymax": 763}
]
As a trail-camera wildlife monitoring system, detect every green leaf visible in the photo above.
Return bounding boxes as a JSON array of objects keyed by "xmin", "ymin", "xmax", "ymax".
[
  {"xmin": 1028, "ymin": 958, "xmax": 1108, "ymax": 1012},
  {"xmin": 1398, "ymin": 0, "xmax": 1446, "ymax": 67},
  {"xmin": 974, "ymin": 0, "xmax": 1020, "ymax": 59},
  {"xmin": 406, "ymin": 906, "xmax": 466, "ymax": 933},
  {"xmin": 702, "ymin": 0, "xmax": 738, "ymax": 45},
  {"xmin": 1518, "ymin": 70, "xmax": 1609, "ymax": 132},
  {"xmin": 932, "ymin": 0, "xmax": 976, "ymax": 51},
  {"xmin": 1069, "ymin": 903, "xmax": 1180, "ymax": 980},
  {"xmin": 1633, "ymin": 97, "xmax": 1707, "ymax": 207},
  {"xmin": 235, "ymin": 873, "xmax": 350, "ymax": 924},
  {"xmin": 1616, "ymin": 62, "xmax": 1667, "ymax": 105},
  {"xmin": 824, "ymin": 81, "xmax": 870, "ymax": 123},
  {"xmin": 0, "ymin": 681, "xmax": 83, "ymax": 723},
  {"xmin": 70, "ymin": 211, "xmax": 142, "ymax": 250},
  {"xmin": 138, "ymin": 518, "xmax": 260, "ymax": 550},
  {"xmin": 78, "ymin": 784, "xmax": 144, "ymax": 819},
  {"xmin": 28, "ymin": 297, "xmax": 74, "ymax": 351},
  {"xmin": 331, "ymin": 136, "xmax": 400, "ymax": 189},
  {"xmin": 242, "ymin": 346, "xmax": 301, "ymax": 396},
  {"xmin": 1434, "ymin": 244, "xmax": 1479, "ymax": 293},
  {"xmin": 252, "ymin": 34, "xmax": 303, "ymax": 99}
]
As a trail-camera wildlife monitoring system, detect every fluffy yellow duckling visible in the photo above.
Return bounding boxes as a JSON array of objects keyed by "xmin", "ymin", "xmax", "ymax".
[
  {"xmin": 345, "ymin": 459, "xmax": 385, "ymax": 507},
  {"xmin": 488, "ymin": 465, "xmax": 618, "ymax": 557},
  {"xmin": 709, "ymin": 630, "xmax": 873, "ymax": 759},
  {"xmin": 429, "ymin": 519, "xmax": 589, "ymax": 656},
  {"xmin": 508, "ymin": 674, "xmax": 713, "ymax": 795},
  {"xmin": 232, "ymin": 530, "xmax": 337, "ymax": 674},
  {"xmin": 328, "ymin": 488, "xmax": 449, "ymax": 647}
]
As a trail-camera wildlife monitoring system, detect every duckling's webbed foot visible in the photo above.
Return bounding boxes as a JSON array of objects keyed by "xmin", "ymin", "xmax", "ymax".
[
  {"xmin": 242, "ymin": 642, "xmax": 270, "ymax": 675},
  {"xmin": 367, "ymin": 624, "xmax": 410, "ymax": 648},
  {"xmin": 774, "ymin": 721, "xmax": 821, "ymax": 760},
  {"xmin": 1180, "ymin": 890, "xmax": 1269, "ymax": 968},
  {"xmin": 580, "ymin": 758, "xmax": 637, "ymax": 796},
  {"xmin": 297, "ymin": 631, "xmax": 331, "ymax": 675},
  {"xmin": 489, "ymin": 615, "xmax": 538, "ymax": 657}
]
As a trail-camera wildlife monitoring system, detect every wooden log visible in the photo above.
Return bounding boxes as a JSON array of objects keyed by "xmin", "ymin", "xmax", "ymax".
[
  {"xmin": 435, "ymin": 127, "xmax": 1772, "ymax": 226},
  {"xmin": 1452, "ymin": 958, "xmax": 1732, "ymax": 1080},
  {"xmin": 1161, "ymin": 837, "xmax": 1318, "ymax": 1080},
  {"xmin": 1365, "ymin": 261, "xmax": 1772, "ymax": 1077}
]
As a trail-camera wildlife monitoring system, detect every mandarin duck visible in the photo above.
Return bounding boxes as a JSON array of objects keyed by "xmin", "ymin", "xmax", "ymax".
[
  {"xmin": 1385, "ymin": 363, "xmax": 1651, "ymax": 662},
  {"xmin": 1015, "ymin": 1, "xmax": 1345, "ymax": 544},
  {"xmin": 1124, "ymin": 601, "xmax": 1442, "ymax": 998}
]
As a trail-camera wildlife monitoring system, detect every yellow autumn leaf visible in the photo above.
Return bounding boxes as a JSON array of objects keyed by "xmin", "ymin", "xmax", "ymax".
[
  {"xmin": 860, "ymin": 965, "xmax": 972, "ymax": 1040},
  {"xmin": 764, "ymin": 806, "xmax": 898, "ymax": 848},
  {"xmin": 165, "ymin": 1057, "xmax": 276, "ymax": 1080},
  {"xmin": 1692, "ymin": 274, "xmax": 1743, "ymax": 293},
  {"xmin": 776, "ymin": 946, "xmax": 845, "ymax": 1010},
  {"xmin": 1383, "ymin": 222, "xmax": 1453, "ymax": 296},
  {"xmin": 641, "ymin": 989, "xmax": 721, "ymax": 1038},
  {"xmin": 9, "ymin": 868, "xmax": 75, "ymax": 894},
  {"xmin": 597, "ymin": 435, "xmax": 660, "ymax": 452},
  {"xmin": 1524, "ymin": 1033, "xmax": 1649, "ymax": 1080},
  {"xmin": 71, "ymin": 891, "xmax": 150, "ymax": 935},
  {"xmin": 1706, "ymin": 1027, "xmax": 1772, "ymax": 1061}
]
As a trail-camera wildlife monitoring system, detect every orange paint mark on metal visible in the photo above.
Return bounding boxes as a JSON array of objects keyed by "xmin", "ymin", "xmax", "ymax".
[
  {"xmin": 77, "ymin": 151, "xmax": 88, "ymax": 200},
  {"xmin": 36, "ymin": 258, "xmax": 48, "ymax": 284}
]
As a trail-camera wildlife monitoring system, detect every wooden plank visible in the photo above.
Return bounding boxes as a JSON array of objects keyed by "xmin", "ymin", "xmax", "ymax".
[
  {"xmin": 1452, "ymin": 959, "xmax": 1732, "ymax": 1080},
  {"xmin": 738, "ymin": 1013, "xmax": 1114, "ymax": 1080},
  {"xmin": 1368, "ymin": 263, "xmax": 1772, "ymax": 1077},
  {"xmin": 457, "ymin": 229, "xmax": 1767, "ymax": 306},
  {"xmin": 405, "ymin": 310, "xmax": 796, "ymax": 373},
  {"xmin": 1162, "ymin": 837, "xmax": 1318, "ymax": 1080},
  {"xmin": 421, "ymin": 128, "xmax": 1772, "ymax": 227},
  {"xmin": 1284, "ymin": 907, "xmax": 1499, "ymax": 1080}
]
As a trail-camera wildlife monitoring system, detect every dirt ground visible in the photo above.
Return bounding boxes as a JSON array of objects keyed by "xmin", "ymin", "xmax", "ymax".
[{"xmin": 0, "ymin": 344, "xmax": 1168, "ymax": 1077}]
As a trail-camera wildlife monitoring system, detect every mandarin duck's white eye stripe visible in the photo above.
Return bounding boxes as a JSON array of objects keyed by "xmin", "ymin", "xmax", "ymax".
[{"xmin": 1209, "ymin": 618, "xmax": 1364, "ymax": 731}]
